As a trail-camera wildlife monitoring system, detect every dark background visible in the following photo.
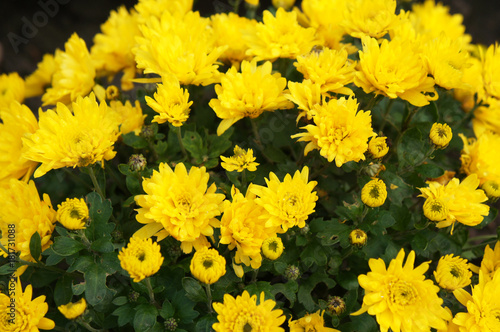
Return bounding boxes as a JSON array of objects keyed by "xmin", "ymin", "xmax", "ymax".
[{"xmin": 0, "ymin": 0, "xmax": 499, "ymax": 76}]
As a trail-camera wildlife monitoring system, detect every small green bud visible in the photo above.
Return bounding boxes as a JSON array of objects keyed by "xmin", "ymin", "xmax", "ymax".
[
  {"xmin": 326, "ymin": 296, "xmax": 346, "ymax": 316},
  {"xmin": 284, "ymin": 265, "xmax": 300, "ymax": 281},
  {"xmin": 129, "ymin": 154, "xmax": 147, "ymax": 172},
  {"xmin": 164, "ymin": 318, "xmax": 178, "ymax": 331}
]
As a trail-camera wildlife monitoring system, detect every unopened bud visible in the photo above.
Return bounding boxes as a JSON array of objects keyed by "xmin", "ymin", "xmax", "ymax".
[
  {"xmin": 164, "ymin": 318, "xmax": 178, "ymax": 331},
  {"xmin": 129, "ymin": 154, "xmax": 147, "ymax": 172},
  {"xmin": 349, "ymin": 229, "xmax": 367, "ymax": 247},
  {"xmin": 284, "ymin": 265, "xmax": 300, "ymax": 281},
  {"xmin": 326, "ymin": 296, "xmax": 346, "ymax": 316}
]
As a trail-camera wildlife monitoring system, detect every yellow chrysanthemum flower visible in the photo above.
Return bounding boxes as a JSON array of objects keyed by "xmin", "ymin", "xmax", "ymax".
[
  {"xmin": 56, "ymin": 198, "xmax": 89, "ymax": 230},
  {"xmin": 134, "ymin": 162, "xmax": 226, "ymax": 254},
  {"xmin": 134, "ymin": 11, "xmax": 226, "ymax": 86},
  {"xmin": 460, "ymin": 132, "xmax": 500, "ymax": 185},
  {"xmin": 289, "ymin": 310, "xmax": 339, "ymax": 332},
  {"xmin": 145, "ymin": 79, "xmax": 193, "ymax": 127},
  {"xmin": 109, "ymin": 100, "xmax": 146, "ymax": 135},
  {"xmin": 245, "ymin": 8, "xmax": 319, "ymax": 61},
  {"xmin": 292, "ymin": 97, "xmax": 375, "ymax": 167},
  {"xmin": 272, "ymin": 0, "xmax": 295, "ymax": 10},
  {"xmin": 482, "ymin": 43, "xmax": 500, "ymax": 100},
  {"xmin": 0, "ymin": 278, "xmax": 55, "ymax": 331},
  {"xmin": 361, "ymin": 178, "xmax": 387, "ymax": 208},
  {"xmin": 135, "ymin": 0, "xmax": 193, "ymax": 22},
  {"xmin": 473, "ymin": 97, "xmax": 500, "ymax": 136},
  {"xmin": 220, "ymin": 146, "xmax": 259, "ymax": 172},
  {"xmin": 434, "ymin": 254, "xmax": 472, "ymax": 291},
  {"xmin": 349, "ymin": 229, "xmax": 368, "ymax": 247},
  {"xmin": 410, "ymin": 0, "xmax": 471, "ymax": 47},
  {"xmin": 251, "ymin": 166, "xmax": 318, "ymax": 232},
  {"xmin": 0, "ymin": 179, "xmax": 56, "ymax": 275},
  {"xmin": 91, "ymin": 6, "xmax": 141, "ymax": 91},
  {"xmin": 106, "ymin": 85, "xmax": 120, "ymax": 100},
  {"xmin": 355, "ymin": 36, "xmax": 437, "ymax": 107},
  {"xmin": 294, "ymin": 47, "xmax": 356, "ymax": 96},
  {"xmin": 213, "ymin": 291, "xmax": 286, "ymax": 332},
  {"xmin": 286, "ymin": 79, "xmax": 323, "ymax": 122},
  {"xmin": 118, "ymin": 237, "xmax": 164, "ymax": 282},
  {"xmin": 0, "ymin": 102, "xmax": 39, "ymax": 183},
  {"xmin": 42, "ymin": 33, "xmax": 96, "ymax": 106},
  {"xmin": 430, "ymin": 123, "xmax": 453, "ymax": 149},
  {"xmin": 209, "ymin": 60, "xmax": 294, "ymax": 136},
  {"xmin": 219, "ymin": 186, "xmax": 278, "ymax": 269},
  {"xmin": 25, "ymin": 54, "xmax": 56, "ymax": 98},
  {"xmin": 58, "ymin": 298, "xmax": 87, "ymax": 320},
  {"xmin": 480, "ymin": 241, "xmax": 500, "ymax": 281},
  {"xmin": 0, "ymin": 72, "xmax": 25, "ymax": 109},
  {"xmin": 262, "ymin": 236, "xmax": 284, "ymax": 260},
  {"xmin": 342, "ymin": 0, "xmax": 398, "ymax": 39},
  {"xmin": 352, "ymin": 249, "xmax": 452, "ymax": 332},
  {"xmin": 453, "ymin": 270, "xmax": 500, "ymax": 331},
  {"xmin": 211, "ymin": 13, "xmax": 257, "ymax": 66},
  {"xmin": 367, "ymin": 135, "xmax": 389, "ymax": 159},
  {"xmin": 190, "ymin": 247, "xmax": 226, "ymax": 285},
  {"xmin": 418, "ymin": 174, "xmax": 489, "ymax": 233},
  {"xmin": 23, "ymin": 93, "xmax": 120, "ymax": 178},
  {"xmin": 482, "ymin": 180, "xmax": 500, "ymax": 199}
]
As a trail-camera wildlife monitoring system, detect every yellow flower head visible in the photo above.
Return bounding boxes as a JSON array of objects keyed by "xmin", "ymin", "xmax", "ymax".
[
  {"xmin": 25, "ymin": 54, "xmax": 56, "ymax": 98},
  {"xmin": 251, "ymin": 166, "xmax": 318, "ymax": 232},
  {"xmin": 349, "ymin": 229, "xmax": 368, "ymax": 247},
  {"xmin": 221, "ymin": 146, "xmax": 259, "ymax": 172},
  {"xmin": 58, "ymin": 298, "xmax": 87, "ymax": 320},
  {"xmin": 118, "ymin": 237, "xmax": 164, "ymax": 282},
  {"xmin": 434, "ymin": 254, "xmax": 472, "ymax": 291},
  {"xmin": 286, "ymin": 79, "xmax": 323, "ymax": 122},
  {"xmin": 418, "ymin": 174, "xmax": 489, "ymax": 232},
  {"xmin": 245, "ymin": 8, "xmax": 319, "ymax": 61},
  {"xmin": 219, "ymin": 187, "xmax": 278, "ymax": 269},
  {"xmin": 135, "ymin": 0, "xmax": 193, "ymax": 22},
  {"xmin": 473, "ymin": 97, "xmax": 500, "ymax": 136},
  {"xmin": 134, "ymin": 162, "xmax": 226, "ymax": 254},
  {"xmin": 146, "ymin": 79, "xmax": 192, "ymax": 127},
  {"xmin": 482, "ymin": 43, "xmax": 500, "ymax": 100},
  {"xmin": 109, "ymin": 99, "xmax": 146, "ymax": 135},
  {"xmin": 134, "ymin": 11, "xmax": 226, "ymax": 86},
  {"xmin": 210, "ymin": 60, "xmax": 293, "ymax": 136},
  {"xmin": 0, "ymin": 179, "xmax": 56, "ymax": 273},
  {"xmin": 361, "ymin": 178, "xmax": 387, "ymax": 207},
  {"xmin": 211, "ymin": 13, "xmax": 257, "ymax": 66},
  {"xmin": 292, "ymin": 97, "xmax": 375, "ymax": 167},
  {"xmin": 91, "ymin": 6, "xmax": 141, "ymax": 91},
  {"xmin": 0, "ymin": 278, "xmax": 55, "ymax": 331},
  {"xmin": 245, "ymin": 0, "xmax": 259, "ymax": 6},
  {"xmin": 453, "ymin": 270, "xmax": 500, "ymax": 331},
  {"xmin": 106, "ymin": 85, "xmax": 120, "ymax": 100},
  {"xmin": 480, "ymin": 241, "xmax": 500, "ymax": 281},
  {"xmin": 430, "ymin": 123, "xmax": 452, "ymax": 149},
  {"xmin": 368, "ymin": 135, "xmax": 389, "ymax": 159},
  {"xmin": 482, "ymin": 180, "xmax": 500, "ymax": 199},
  {"xmin": 190, "ymin": 247, "xmax": 226, "ymax": 285},
  {"xmin": 289, "ymin": 310, "xmax": 339, "ymax": 332},
  {"xmin": 0, "ymin": 72, "xmax": 25, "ymax": 109},
  {"xmin": 342, "ymin": 0, "xmax": 398, "ymax": 39},
  {"xmin": 42, "ymin": 33, "xmax": 96, "ymax": 106},
  {"xmin": 0, "ymin": 102, "xmax": 39, "ymax": 183},
  {"xmin": 355, "ymin": 36, "xmax": 437, "ymax": 107},
  {"xmin": 460, "ymin": 132, "xmax": 500, "ymax": 185},
  {"xmin": 352, "ymin": 249, "xmax": 452, "ymax": 332},
  {"xmin": 272, "ymin": 0, "xmax": 295, "ymax": 10},
  {"xmin": 213, "ymin": 291, "xmax": 286, "ymax": 332},
  {"xmin": 294, "ymin": 47, "xmax": 356, "ymax": 96},
  {"xmin": 57, "ymin": 198, "xmax": 89, "ymax": 230},
  {"xmin": 23, "ymin": 93, "xmax": 120, "ymax": 178},
  {"xmin": 262, "ymin": 236, "xmax": 284, "ymax": 260}
]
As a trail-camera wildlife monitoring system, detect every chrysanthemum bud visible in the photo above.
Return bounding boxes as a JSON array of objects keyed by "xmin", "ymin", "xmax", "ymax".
[
  {"xmin": 429, "ymin": 123, "xmax": 452, "ymax": 149},
  {"xmin": 423, "ymin": 198, "xmax": 448, "ymax": 222},
  {"xmin": 112, "ymin": 230, "xmax": 123, "ymax": 241},
  {"xmin": 326, "ymin": 296, "xmax": 346, "ymax": 316},
  {"xmin": 349, "ymin": 229, "xmax": 368, "ymax": 247},
  {"xmin": 300, "ymin": 224, "xmax": 310, "ymax": 235},
  {"xmin": 128, "ymin": 154, "xmax": 147, "ymax": 172},
  {"xmin": 245, "ymin": 0, "xmax": 259, "ymax": 6},
  {"xmin": 164, "ymin": 318, "xmax": 178, "ymax": 331},
  {"xmin": 368, "ymin": 136, "xmax": 389, "ymax": 159},
  {"xmin": 56, "ymin": 198, "xmax": 89, "ymax": 230},
  {"xmin": 166, "ymin": 244, "xmax": 182, "ymax": 261},
  {"xmin": 482, "ymin": 180, "xmax": 500, "ymax": 201},
  {"xmin": 272, "ymin": 0, "xmax": 295, "ymax": 10},
  {"xmin": 106, "ymin": 85, "xmax": 120, "ymax": 100},
  {"xmin": 284, "ymin": 265, "xmax": 300, "ymax": 281},
  {"xmin": 434, "ymin": 254, "xmax": 472, "ymax": 291},
  {"xmin": 262, "ymin": 236, "xmax": 284, "ymax": 260},
  {"xmin": 128, "ymin": 291, "xmax": 140, "ymax": 302},
  {"xmin": 361, "ymin": 178, "xmax": 387, "ymax": 207},
  {"xmin": 190, "ymin": 247, "xmax": 226, "ymax": 285},
  {"xmin": 140, "ymin": 125, "xmax": 155, "ymax": 139}
]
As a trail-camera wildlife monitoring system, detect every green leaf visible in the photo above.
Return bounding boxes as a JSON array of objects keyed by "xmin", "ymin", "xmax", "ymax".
[
  {"xmin": 126, "ymin": 175, "xmax": 142, "ymax": 195},
  {"xmin": 182, "ymin": 130, "xmax": 206, "ymax": 160},
  {"xmin": 262, "ymin": 145, "xmax": 287, "ymax": 163},
  {"xmin": 207, "ymin": 129, "xmax": 233, "ymax": 159},
  {"xmin": 300, "ymin": 239, "xmax": 327, "ymax": 268},
  {"xmin": 100, "ymin": 252, "xmax": 122, "ymax": 275},
  {"xmin": 182, "ymin": 277, "xmax": 207, "ymax": 302},
  {"xmin": 159, "ymin": 299, "xmax": 175, "ymax": 319},
  {"xmin": 84, "ymin": 264, "xmax": 109, "ymax": 306},
  {"xmin": 91, "ymin": 237, "xmax": 115, "ymax": 253},
  {"xmin": 112, "ymin": 304, "xmax": 134, "ymax": 327},
  {"xmin": 171, "ymin": 291, "xmax": 199, "ymax": 324},
  {"xmin": 195, "ymin": 315, "xmax": 217, "ymax": 332},
  {"xmin": 297, "ymin": 272, "xmax": 336, "ymax": 312},
  {"xmin": 85, "ymin": 192, "xmax": 114, "ymax": 241},
  {"xmin": 337, "ymin": 270, "xmax": 359, "ymax": 290},
  {"xmin": 112, "ymin": 296, "xmax": 128, "ymax": 306},
  {"xmin": 397, "ymin": 127, "xmax": 426, "ymax": 167},
  {"xmin": 54, "ymin": 275, "xmax": 74, "ymax": 306},
  {"xmin": 122, "ymin": 132, "xmax": 148, "ymax": 149},
  {"xmin": 29, "ymin": 232, "xmax": 42, "ymax": 262},
  {"xmin": 67, "ymin": 255, "xmax": 94, "ymax": 273},
  {"xmin": 72, "ymin": 282, "xmax": 85, "ymax": 296},
  {"xmin": 415, "ymin": 163, "xmax": 444, "ymax": 179},
  {"xmin": 245, "ymin": 281, "xmax": 274, "ymax": 300},
  {"xmin": 270, "ymin": 281, "xmax": 298, "ymax": 307},
  {"xmin": 134, "ymin": 304, "xmax": 158, "ymax": 332},
  {"xmin": 51, "ymin": 236, "xmax": 86, "ymax": 256}
]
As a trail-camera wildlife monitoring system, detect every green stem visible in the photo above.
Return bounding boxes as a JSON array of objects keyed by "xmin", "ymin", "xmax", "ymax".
[
  {"xmin": 463, "ymin": 235, "xmax": 498, "ymax": 250},
  {"xmin": 205, "ymin": 283, "xmax": 213, "ymax": 313},
  {"xmin": 17, "ymin": 258, "xmax": 80, "ymax": 277},
  {"xmin": 378, "ymin": 99, "xmax": 395, "ymax": 133},
  {"xmin": 147, "ymin": 139, "xmax": 159, "ymax": 163},
  {"xmin": 251, "ymin": 268, "xmax": 259, "ymax": 283},
  {"xmin": 144, "ymin": 277, "xmax": 161, "ymax": 309},
  {"xmin": 88, "ymin": 166, "xmax": 106, "ymax": 199},
  {"xmin": 231, "ymin": 0, "xmax": 241, "ymax": 13},
  {"xmin": 241, "ymin": 170, "xmax": 247, "ymax": 189},
  {"xmin": 62, "ymin": 168, "xmax": 92, "ymax": 190},
  {"xmin": 177, "ymin": 126, "xmax": 188, "ymax": 159},
  {"xmin": 77, "ymin": 320, "xmax": 106, "ymax": 332}
]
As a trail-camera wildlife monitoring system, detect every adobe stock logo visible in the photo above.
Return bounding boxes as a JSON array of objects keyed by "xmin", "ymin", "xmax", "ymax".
[{"xmin": 7, "ymin": 0, "xmax": 70, "ymax": 54}]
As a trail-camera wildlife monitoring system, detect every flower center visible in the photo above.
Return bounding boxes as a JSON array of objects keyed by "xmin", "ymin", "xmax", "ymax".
[
  {"xmin": 137, "ymin": 251, "xmax": 146, "ymax": 262},
  {"xmin": 203, "ymin": 259, "xmax": 213, "ymax": 269},
  {"xmin": 450, "ymin": 265, "xmax": 462, "ymax": 278},
  {"xmin": 268, "ymin": 241, "xmax": 278, "ymax": 252},
  {"xmin": 389, "ymin": 280, "xmax": 418, "ymax": 307},
  {"xmin": 70, "ymin": 209, "xmax": 82, "ymax": 219},
  {"xmin": 437, "ymin": 128, "xmax": 448, "ymax": 138},
  {"xmin": 369, "ymin": 185, "xmax": 380, "ymax": 199}
]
